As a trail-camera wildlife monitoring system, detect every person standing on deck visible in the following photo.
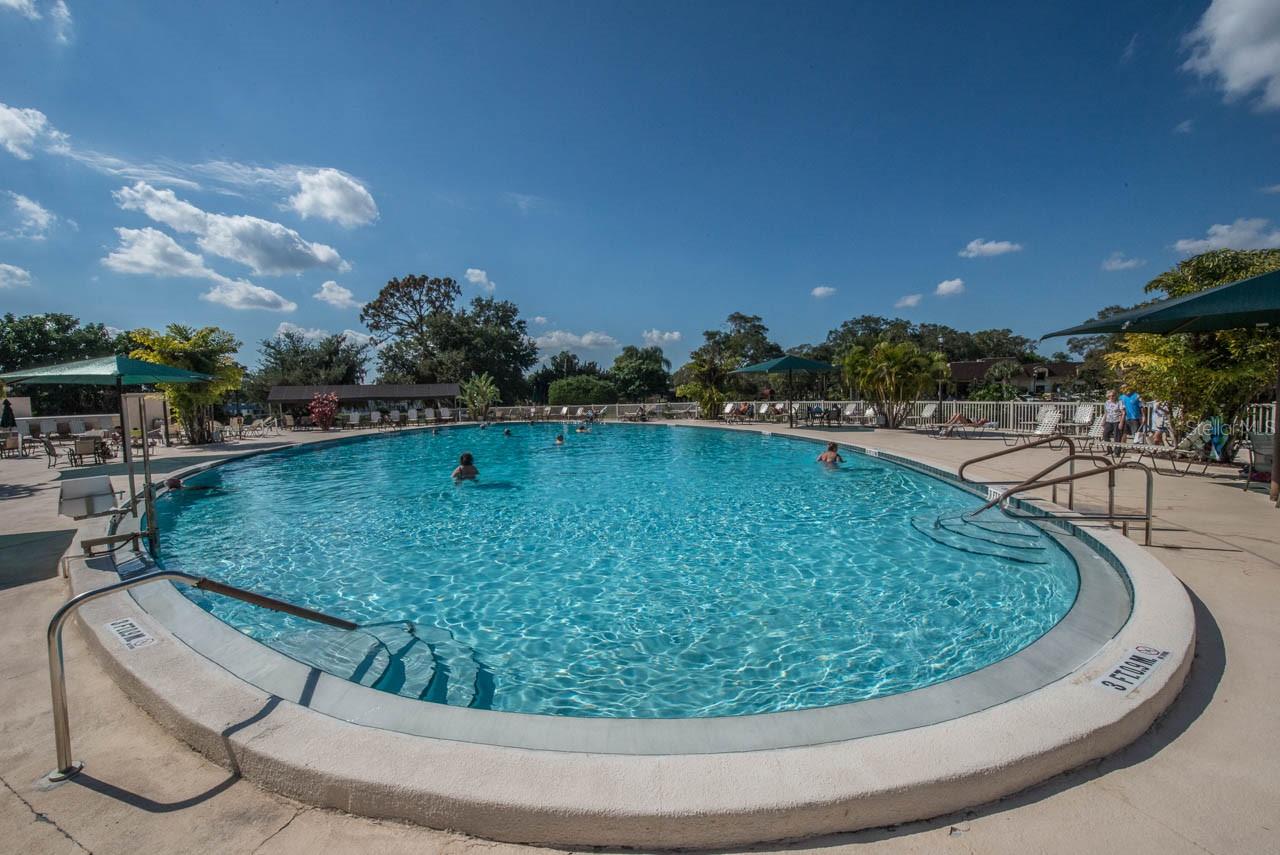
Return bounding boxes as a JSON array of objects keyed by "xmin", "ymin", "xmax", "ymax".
[
  {"xmin": 1103, "ymin": 390, "xmax": 1126, "ymax": 450},
  {"xmin": 1119, "ymin": 386, "xmax": 1144, "ymax": 443}
]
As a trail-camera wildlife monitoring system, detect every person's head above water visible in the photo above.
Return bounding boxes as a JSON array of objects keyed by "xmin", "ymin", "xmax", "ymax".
[
  {"xmin": 503, "ymin": 428, "xmax": 512, "ymax": 436},
  {"xmin": 827, "ymin": 442, "xmax": 838, "ymax": 452},
  {"xmin": 555, "ymin": 434, "xmax": 564, "ymax": 444},
  {"xmin": 459, "ymin": 452, "xmax": 474, "ymax": 466}
]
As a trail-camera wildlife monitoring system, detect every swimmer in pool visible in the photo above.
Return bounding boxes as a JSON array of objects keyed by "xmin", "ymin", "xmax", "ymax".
[
  {"xmin": 554, "ymin": 434, "xmax": 565, "ymax": 445},
  {"xmin": 164, "ymin": 477, "xmax": 218, "ymax": 491},
  {"xmin": 817, "ymin": 443, "xmax": 844, "ymax": 464},
  {"xmin": 503, "ymin": 428, "xmax": 512, "ymax": 436},
  {"xmin": 451, "ymin": 452, "xmax": 478, "ymax": 481},
  {"xmin": 575, "ymin": 423, "xmax": 590, "ymax": 434}
]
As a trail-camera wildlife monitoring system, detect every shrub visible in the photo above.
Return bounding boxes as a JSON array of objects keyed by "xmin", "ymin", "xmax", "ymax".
[{"xmin": 548, "ymin": 375, "xmax": 618, "ymax": 405}]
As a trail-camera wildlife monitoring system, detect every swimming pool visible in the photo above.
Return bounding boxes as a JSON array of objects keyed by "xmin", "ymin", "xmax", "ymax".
[{"xmin": 155, "ymin": 424, "xmax": 1079, "ymax": 718}]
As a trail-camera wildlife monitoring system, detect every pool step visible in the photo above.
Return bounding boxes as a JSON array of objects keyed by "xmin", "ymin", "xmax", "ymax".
[
  {"xmin": 910, "ymin": 514, "xmax": 1049, "ymax": 565},
  {"xmin": 934, "ymin": 514, "xmax": 1046, "ymax": 550},
  {"xmin": 269, "ymin": 622, "xmax": 495, "ymax": 709}
]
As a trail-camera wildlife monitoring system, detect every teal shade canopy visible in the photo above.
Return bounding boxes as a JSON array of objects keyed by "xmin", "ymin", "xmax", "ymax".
[
  {"xmin": 0, "ymin": 355, "xmax": 211, "ymax": 386},
  {"xmin": 1041, "ymin": 268, "xmax": 1280, "ymax": 339},
  {"xmin": 732, "ymin": 355, "xmax": 838, "ymax": 374}
]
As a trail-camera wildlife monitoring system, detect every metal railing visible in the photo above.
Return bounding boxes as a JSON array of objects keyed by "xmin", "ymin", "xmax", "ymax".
[
  {"xmin": 957, "ymin": 439, "xmax": 1156, "ymax": 545},
  {"xmin": 47, "ymin": 570, "xmax": 355, "ymax": 781}
]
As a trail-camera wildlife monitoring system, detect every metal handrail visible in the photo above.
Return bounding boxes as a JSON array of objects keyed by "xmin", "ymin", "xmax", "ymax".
[
  {"xmin": 968, "ymin": 459, "xmax": 1155, "ymax": 546},
  {"xmin": 957, "ymin": 433, "xmax": 1076, "ymax": 484},
  {"xmin": 47, "ymin": 570, "xmax": 355, "ymax": 781}
]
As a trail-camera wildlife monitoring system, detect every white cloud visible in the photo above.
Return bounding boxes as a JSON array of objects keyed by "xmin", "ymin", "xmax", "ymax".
[
  {"xmin": 101, "ymin": 227, "xmax": 297, "ymax": 312},
  {"xmin": 959, "ymin": 238, "xmax": 1023, "ymax": 258},
  {"xmin": 531, "ymin": 315, "xmax": 549, "ymax": 325},
  {"xmin": 289, "ymin": 168, "xmax": 378, "ymax": 227},
  {"xmin": 464, "ymin": 267, "xmax": 496, "ymax": 293},
  {"xmin": 275, "ymin": 321, "xmax": 327, "ymax": 341},
  {"xmin": 1121, "ymin": 33, "xmax": 1139, "ymax": 64},
  {"xmin": 811, "ymin": 285, "xmax": 837, "ymax": 299},
  {"xmin": 339, "ymin": 329, "xmax": 377, "ymax": 349},
  {"xmin": 1102, "ymin": 251, "xmax": 1146, "ymax": 271},
  {"xmin": 1174, "ymin": 217, "xmax": 1280, "ymax": 252},
  {"xmin": 1174, "ymin": 119, "xmax": 1195, "ymax": 134},
  {"xmin": 314, "ymin": 280, "xmax": 360, "ymax": 308},
  {"xmin": 113, "ymin": 181, "xmax": 346, "ymax": 275},
  {"xmin": 935, "ymin": 278, "xmax": 966, "ymax": 296},
  {"xmin": 1263, "ymin": 184, "xmax": 1280, "ymax": 194},
  {"xmin": 0, "ymin": 102, "xmax": 56, "ymax": 159},
  {"xmin": 2, "ymin": 191, "xmax": 56, "ymax": 239},
  {"xmin": 894, "ymin": 293, "xmax": 922, "ymax": 308},
  {"xmin": 504, "ymin": 192, "xmax": 544, "ymax": 213},
  {"xmin": 1183, "ymin": 0, "xmax": 1280, "ymax": 111},
  {"xmin": 50, "ymin": 0, "xmax": 70, "ymax": 42},
  {"xmin": 202, "ymin": 281, "xmax": 297, "ymax": 312},
  {"xmin": 534, "ymin": 330, "xmax": 618, "ymax": 351},
  {"xmin": 0, "ymin": 262, "xmax": 33, "ymax": 289},
  {"xmin": 642, "ymin": 329, "xmax": 682, "ymax": 346},
  {"xmin": 0, "ymin": 0, "xmax": 40, "ymax": 21}
]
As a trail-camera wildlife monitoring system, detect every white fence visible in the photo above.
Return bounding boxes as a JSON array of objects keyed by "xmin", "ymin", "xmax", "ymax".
[
  {"xmin": 718, "ymin": 399, "xmax": 1276, "ymax": 433},
  {"xmin": 488, "ymin": 403, "xmax": 700, "ymax": 420}
]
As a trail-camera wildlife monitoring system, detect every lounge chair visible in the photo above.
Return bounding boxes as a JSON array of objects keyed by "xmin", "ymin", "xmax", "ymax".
[
  {"xmin": 1242, "ymin": 432, "xmax": 1275, "ymax": 493},
  {"xmin": 1, "ymin": 433, "xmax": 21, "ymax": 458},
  {"xmin": 344, "ymin": 412, "xmax": 361, "ymax": 429},
  {"xmin": 283, "ymin": 414, "xmax": 297, "ymax": 431},
  {"xmin": 1129, "ymin": 421, "xmax": 1213, "ymax": 475},
  {"xmin": 905, "ymin": 403, "xmax": 938, "ymax": 430},
  {"xmin": 1003, "ymin": 408, "xmax": 1061, "ymax": 446},
  {"xmin": 439, "ymin": 407, "xmax": 453, "ymax": 423},
  {"xmin": 55, "ymin": 421, "xmax": 73, "ymax": 442},
  {"xmin": 57, "ymin": 475, "xmax": 127, "ymax": 519},
  {"xmin": 1067, "ymin": 404, "xmax": 1095, "ymax": 436},
  {"xmin": 1078, "ymin": 414, "xmax": 1107, "ymax": 453},
  {"xmin": 68, "ymin": 437, "xmax": 102, "ymax": 466}
]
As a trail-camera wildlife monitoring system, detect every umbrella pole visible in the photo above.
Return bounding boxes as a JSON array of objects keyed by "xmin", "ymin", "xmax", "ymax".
[
  {"xmin": 117, "ymin": 378, "xmax": 137, "ymax": 517},
  {"xmin": 138, "ymin": 396, "xmax": 158, "ymax": 554},
  {"xmin": 788, "ymin": 370, "xmax": 794, "ymax": 428},
  {"xmin": 1271, "ymin": 359, "xmax": 1278, "ymax": 504}
]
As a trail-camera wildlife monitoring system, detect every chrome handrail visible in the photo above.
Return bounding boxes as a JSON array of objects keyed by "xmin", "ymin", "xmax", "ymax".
[
  {"xmin": 957, "ymin": 433, "xmax": 1076, "ymax": 484},
  {"xmin": 47, "ymin": 570, "xmax": 355, "ymax": 781},
  {"xmin": 968, "ymin": 459, "xmax": 1155, "ymax": 546}
]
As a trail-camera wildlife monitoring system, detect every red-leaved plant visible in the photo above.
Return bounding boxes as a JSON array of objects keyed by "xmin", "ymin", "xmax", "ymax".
[{"xmin": 308, "ymin": 392, "xmax": 340, "ymax": 431}]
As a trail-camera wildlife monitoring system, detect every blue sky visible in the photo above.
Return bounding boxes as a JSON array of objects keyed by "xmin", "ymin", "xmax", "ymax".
[{"xmin": 2, "ymin": 0, "xmax": 1279, "ymax": 370}]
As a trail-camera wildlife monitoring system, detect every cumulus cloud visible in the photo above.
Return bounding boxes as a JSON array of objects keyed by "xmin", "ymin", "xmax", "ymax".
[
  {"xmin": 289, "ymin": 168, "xmax": 378, "ymax": 227},
  {"xmin": 2, "ymin": 191, "xmax": 56, "ymax": 239},
  {"xmin": 811, "ymin": 285, "xmax": 837, "ymax": 299},
  {"xmin": 642, "ymin": 329, "xmax": 682, "ymax": 346},
  {"xmin": 959, "ymin": 238, "xmax": 1023, "ymax": 258},
  {"xmin": 101, "ymin": 227, "xmax": 297, "ymax": 312},
  {"xmin": 1174, "ymin": 217, "xmax": 1280, "ymax": 252},
  {"xmin": 894, "ymin": 293, "xmax": 922, "ymax": 308},
  {"xmin": 534, "ymin": 330, "xmax": 619, "ymax": 351},
  {"xmin": 1183, "ymin": 0, "xmax": 1280, "ymax": 111},
  {"xmin": 0, "ymin": 0, "xmax": 40, "ymax": 21},
  {"xmin": 0, "ymin": 261, "xmax": 33, "ymax": 289},
  {"xmin": 114, "ymin": 181, "xmax": 346, "ymax": 275},
  {"xmin": 339, "ymin": 329, "xmax": 377, "ymax": 349},
  {"xmin": 1102, "ymin": 251, "xmax": 1146, "ymax": 271},
  {"xmin": 1263, "ymin": 184, "xmax": 1280, "ymax": 194},
  {"xmin": 531, "ymin": 315, "xmax": 549, "ymax": 325},
  {"xmin": 464, "ymin": 267, "xmax": 496, "ymax": 293},
  {"xmin": 935, "ymin": 278, "xmax": 966, "ymax": 296},
  {"xmin": 1174, "ymin": 119, "xmax": 1195, "ymax": 134},
  {"xmin": 275, "ymin": 321, "xmax": 327, "ymax": 341},
  {"xmin": 313, "ymin": 280, "xmax": 360, "ymax": 308},
  {"xmin": 0, "ymin": 102, "xmax": 56, "ymax": 159}
]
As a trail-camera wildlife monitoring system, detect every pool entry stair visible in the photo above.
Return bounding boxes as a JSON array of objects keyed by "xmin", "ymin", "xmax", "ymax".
[
  {"xmin": 268, "ymin": 621, "xmax": 496, "ymax": 709},
  {"xmin": 910, "ymin": 512, "xmax": 1050, "ymax": 564}
]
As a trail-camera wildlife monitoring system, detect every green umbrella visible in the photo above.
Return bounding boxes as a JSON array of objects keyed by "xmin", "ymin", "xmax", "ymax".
[
  {"xmin": 1, "ymin": 355, "xmax": 214, "ymax": 541},
  {"xmin": 732, "ymin": 355, "xmax": 838, "ymax": 428},
  {"xmin": 1041, "ymin": 267, "xmax": 1280, "ymax": 504}
]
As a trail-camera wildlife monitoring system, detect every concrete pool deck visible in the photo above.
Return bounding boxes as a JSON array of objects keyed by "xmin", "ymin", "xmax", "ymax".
[{"xmin": 0, "ymin": 422, "xmax": 1276, "ymax": 852}]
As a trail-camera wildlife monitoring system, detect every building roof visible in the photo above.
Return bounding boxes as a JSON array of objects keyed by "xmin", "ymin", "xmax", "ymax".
[
  {"xmin": 267, "ymin": 383, "xmax": 460, "ymax": 403},
  {"xmin": 947, "ymin": 358, "xmax": 1082, "ymax": 384}
]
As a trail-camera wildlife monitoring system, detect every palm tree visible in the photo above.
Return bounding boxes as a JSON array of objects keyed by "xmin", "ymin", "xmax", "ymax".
[
  {"xmin": 844, "ymin": 341, "xmax": 949, "ymax": 428},
  {"xmin": 459, "ymin": 372, "xmax": 500, "ymax": 421}
]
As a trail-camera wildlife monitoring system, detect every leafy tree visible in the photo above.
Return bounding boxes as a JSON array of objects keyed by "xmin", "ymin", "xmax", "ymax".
[
  {"xmin": 360, "ymin": 274, "xmax": 538, "ymax": 401},
  {"xmin": 0, "ymin": 313, "xmax": 129, "ymax": 414},
  {"xmin": 969, "ymin": 360, "xmax": 1021, "ymax": 401},
  {"xmin": 843, "ymin": 341, "xmax": 949, "ymax": 428},
  {"xmin": 548, "ymin": 375, "xmax": 617, "ymax": 405},
  {"xmin": 1105, "ymin": 249, "xmax": 1280, "ymax": 430},
  {"xmin": 675, "ymin": 340, "xmax": 734, "ymax": 418},
  {"xmin": 243, "ymin": 330, "xmax": 367, "ymax": 403},
  {"xmin": 607, "ymin": 345, "xmax": 672, "ymax": 402},
  {"xmin": 459, "ymin": 372, "xmax": 501, "ymax": 420},
  {"xmin": 676, "ymin": 312, "xmax": 783, "ymax": 398},
  {"xmin": 527, "ymin": 350, "xmax": 603, "ymax": 403},
  {"xmin": 128, "ymin": 325, "xmax": 244, "ymax": 444}
]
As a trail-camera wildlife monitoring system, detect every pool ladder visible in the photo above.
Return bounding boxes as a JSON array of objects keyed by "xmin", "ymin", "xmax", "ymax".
[{"xmin": 956, "ymin": 435, "xmax": 1156, "ymax": 546}]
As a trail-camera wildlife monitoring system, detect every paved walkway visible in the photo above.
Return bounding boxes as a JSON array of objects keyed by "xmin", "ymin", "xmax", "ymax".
[{"xmin": 0, "ymin": 423, "xmax": 1276, "ymax": 854}]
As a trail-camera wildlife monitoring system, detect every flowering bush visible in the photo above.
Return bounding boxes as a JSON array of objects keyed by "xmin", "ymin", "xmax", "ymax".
[{"xmin": 308, "ymin": 391, "xmax": 340, "ymax": 430}]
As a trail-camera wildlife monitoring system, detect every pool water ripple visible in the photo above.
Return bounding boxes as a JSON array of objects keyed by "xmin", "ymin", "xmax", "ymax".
[{"xmin": 156, "ymin": 424, "xmax": 1079, "ymax": 718}]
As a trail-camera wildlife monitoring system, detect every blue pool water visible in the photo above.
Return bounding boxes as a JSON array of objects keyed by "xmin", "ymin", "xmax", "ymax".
[{"xmin": 155, "ymin": 424, "xmax": 1079, "ymax": 718}]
